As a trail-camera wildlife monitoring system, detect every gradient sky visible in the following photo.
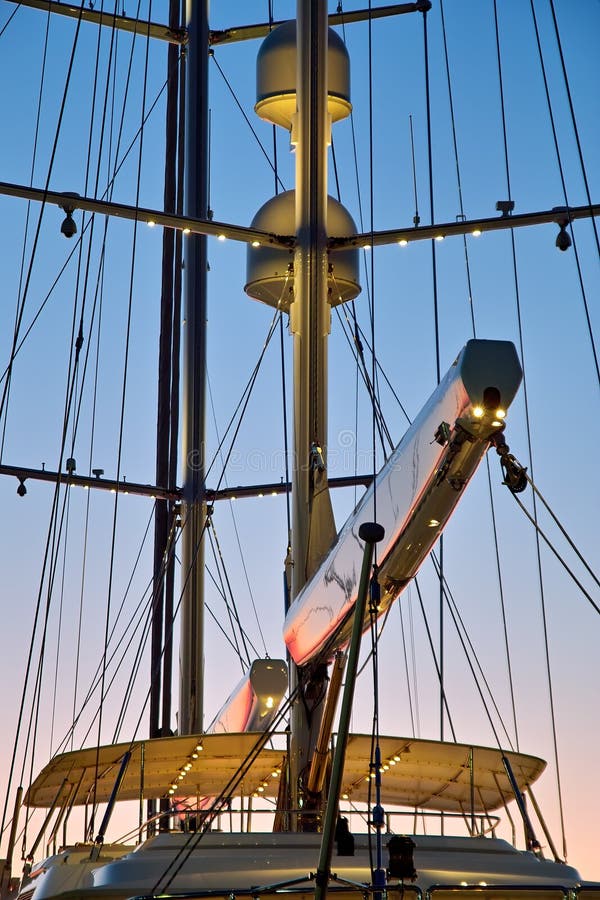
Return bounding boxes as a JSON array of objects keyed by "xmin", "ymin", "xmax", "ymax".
[{"xmin": 0, "ymin": 0, "xmax": 598, "ymax": 881}]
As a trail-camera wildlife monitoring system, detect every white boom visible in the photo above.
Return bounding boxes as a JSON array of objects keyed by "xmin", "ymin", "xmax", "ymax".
[{"xmin": 283, "ymin": 339, "xmax": 522, "ymax": 666}]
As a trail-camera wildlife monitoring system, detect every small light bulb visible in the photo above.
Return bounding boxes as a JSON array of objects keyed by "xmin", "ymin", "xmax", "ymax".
[
  {"xmin": 472, "ymin": 229, "xmax": 482, "ymax": 237},
  {"xmin": 217, "ymin": 234, "xmax": 226, "ymax": 241},
  {"xmin": 265, "ymin": 696, "xmax": 274, "ymax": 709},
  {"xmin": 183, "ymin": 227, "xmax": 191, "ymax": 234},
  {"xmin": 398, "ymin": 239, "xmax": 408, "ymax": 247},
  {"xmin": 473, "ymin": 406, "xmax": 484, "ymax": 418},
  {"xmin": 251, "ymin": 240, "xmax": 260, "ymax": 248},
  {"xmin": 435, "ymin": 234, "xmax": 444, "ymax": 242},
  {"xmin": 147, "ymin": 220, "xmax": 156, "ymax": 228},
  {"xmin": 496, "ymin": 408, "xmax": 506, "ymax": 419}
]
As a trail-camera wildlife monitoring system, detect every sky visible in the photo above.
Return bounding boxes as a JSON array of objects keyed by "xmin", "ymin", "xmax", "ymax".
[{"xmin": 0, "ymin": 0, "xmax": 599, "ymax": 882}]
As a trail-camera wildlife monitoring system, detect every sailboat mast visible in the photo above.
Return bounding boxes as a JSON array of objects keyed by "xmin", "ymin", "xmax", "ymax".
[
  {"xmin": 289, "ymin": 0, "xmax": 335, "ymax": 821},
  {"xmin": 179, "ymin": 0, "xmax": 209, "ymax": 736}
]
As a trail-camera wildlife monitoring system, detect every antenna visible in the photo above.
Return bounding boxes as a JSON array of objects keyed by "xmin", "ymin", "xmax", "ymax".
[{"xmin": 409, "ymin": 114, "xmax": 420, "ymax": 227}]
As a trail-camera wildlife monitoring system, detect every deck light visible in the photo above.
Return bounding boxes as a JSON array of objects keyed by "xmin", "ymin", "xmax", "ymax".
[
  {"xmin": 252, "ymin": 240, "xmax": 260, "ymax": 247},
  {"xmin": 496, "ymin": 408, "xmax": 506, "ymax": 419},
  {"xmin": 147, "ymin": 220, "xmax": 156, "ymax": 228},
  {"xmin": 472, "ymin": 406, "xmax": 484, "ymax": 418},
  {"xmin": 428, "ymin": 519, "xmax": 440, "ymax": 528},
  {"xmin": 435, "ymin": 234, "xmax": 444, "ymax": 242},
  {"xmin": 218, "ymin": 233, "xmax": 226, "ymax": 241},
  {"xmin": 183, "ymin": 227, "xmax": 191, "ymax": 234}
]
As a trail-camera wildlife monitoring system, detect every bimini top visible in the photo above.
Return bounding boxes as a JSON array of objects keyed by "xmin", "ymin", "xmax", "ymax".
[{"xmin": 25, "ymin": 733, "xmax": 545, "ymax": 813}]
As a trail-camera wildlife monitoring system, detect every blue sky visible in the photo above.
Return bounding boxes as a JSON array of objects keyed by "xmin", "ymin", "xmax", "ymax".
[{"xmin": 0, "ymin": 0, "xmax": 598, "ymax": 878}]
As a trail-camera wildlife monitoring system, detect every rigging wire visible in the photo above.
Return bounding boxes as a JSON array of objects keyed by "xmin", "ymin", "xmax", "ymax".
[
  {"xmin": 210, "ymin": 52, "xmax": 286, "ymax": 194},
  {"xmin": 0, "ymin": 4, "xmax": 107, "ymax": 833},
  {"xmin": 439, "ymin": 0, "xmax": 519, "ymax": 749},
  {"xmin": 548, "ymin": 0, "xmax": 600, "ymax": 258},
  {"xmin": 56, "ymin": 502, "xmax": 158, "ymax": 755},
  {"xmin": 430, "ymin": 553, "xmax": 517, "ymax": 751},
  {"xmin": 207, "ymin": 372, "xmax": 268, "ymax": 656},
  {"xmin": 151, "ymin": 690, "xmax": 297, "ymax": 893},
  {"xmin": 206, "ymin": 519, "xmax": 254, "ymax": 669},
  {"xmin": 0, "ymin": 65, "xmax": 177, "ymax": 391},
  {"xmin": 507, "ymin": 489, "xmax": 600, "ymax": 615},
  {"xmin": 205, "ymin": 309, "xmax": 281, "ymax": 486},
  {"xmin": 0, "ymin": 4, "xmax": 51, "ymax": 462},
  {"xmin": 529, "ymin": 0, "xmax": 600, "ymax": 388},
  {"xmin": 422, "ymin": 0, "xmax": 446, "ymax": 744},
  {"xmin": 492, "ymin": 0, "xmax": 567, "ymax": 858},
  {"xmin": 0, "ymin": 1, "xmax": 87, "ymax": 425},
  {"xmin": 90, "ymin": 0, "xmax": 154, "ymax": 836},
  {"xmin": 333, "ymin": 303, "xmax": 394, "ymax": 455},
  {"xmin": 205, "ymin": 565, "xmax": 258, "ymax": 658},
  {"xmin": 0, "ymin": 3, "xmax": 20, "ymax": 38}
]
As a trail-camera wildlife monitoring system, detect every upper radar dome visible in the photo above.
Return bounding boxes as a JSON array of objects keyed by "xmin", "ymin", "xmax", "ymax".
[{"xmin": 255, "ymin": 21, "xmax": 351, "ymax": 130}]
